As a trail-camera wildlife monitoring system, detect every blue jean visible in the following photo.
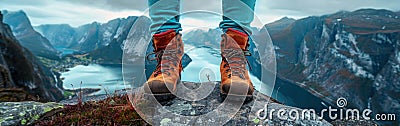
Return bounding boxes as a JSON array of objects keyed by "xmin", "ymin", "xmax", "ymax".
[{"xmin": 148, "ymin": 0, "xmax": 256, "ymax": 35}]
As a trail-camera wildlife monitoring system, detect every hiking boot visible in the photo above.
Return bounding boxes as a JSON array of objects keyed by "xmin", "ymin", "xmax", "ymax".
[
  {"xmin": 220, "ymin": 28, "xmax": 254, "ymax": 101},
  {"xmin": 144, "ymin": 30, "xmax": 184, "ymax": 101}
]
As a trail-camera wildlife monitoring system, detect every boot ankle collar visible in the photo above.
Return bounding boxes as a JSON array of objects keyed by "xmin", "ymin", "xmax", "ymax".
[
  {"xmin": 226, "ymin": 28, "xmax": 248, "ymax": 37},
  {"xmin": 153, "ymin": 29, "xmax": 175, "ymax": 37}
]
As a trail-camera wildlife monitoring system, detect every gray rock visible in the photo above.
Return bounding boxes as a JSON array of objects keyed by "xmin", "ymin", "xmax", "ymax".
[
  {"xmin": 331, "ymin": 119, "xmax": 377, "ymax": 126},
  {"xmin": 0, "ymin": 101, "xmax": 63, "ymax": 125},
  {"xmin": 59, "ymin": 89, "xmax": 128, "ymax": 105},
  {"xmin": 130, "ymin": 81, "xmax": 332, "ymax": 126}
]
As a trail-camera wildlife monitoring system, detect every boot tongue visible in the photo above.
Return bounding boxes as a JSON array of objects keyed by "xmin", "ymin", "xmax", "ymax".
[
  {"xmin": 226, "ymin": 28, "xmax": 249, "ymax": 50},
  {"xmin": 153, "ymin": 30, "xmax": 176, "ymax": 51}
]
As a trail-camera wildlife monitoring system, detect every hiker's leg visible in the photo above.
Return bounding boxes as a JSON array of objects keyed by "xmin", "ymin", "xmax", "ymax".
[
  {"xmin": 219, "ymin": 0, "xmax": 256, "ymax": 35},
  {"xmin": 219, "ymin": 0, "xmax": 256, "ymax": 101},
  {"xmin": 148, "ymin": 0, "xmax": 182, "ymax": 34},
  {"xmin": 145, "ymin": 0, "xmax": 183, "ymax": 101}
]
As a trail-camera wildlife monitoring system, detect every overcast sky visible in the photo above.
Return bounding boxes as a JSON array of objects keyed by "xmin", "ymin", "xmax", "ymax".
[{"xmin": 1, "ymin": 0, "xmax": 399, "ymax": 29}]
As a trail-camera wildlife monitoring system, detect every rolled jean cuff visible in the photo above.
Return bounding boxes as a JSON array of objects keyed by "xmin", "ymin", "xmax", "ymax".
[
  {"xmin": 220, "ymin": 23, "xmax": 249, "ymax": 36},
  {"xmin": 153, "ymin": 27, "xmax": 182, "ymax": 34}
]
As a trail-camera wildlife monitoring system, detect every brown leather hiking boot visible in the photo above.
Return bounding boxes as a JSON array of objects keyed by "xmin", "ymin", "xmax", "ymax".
[
  {"xmin": 144, "ymin": 30, "xmax": 183, "ymax": 100},
  {"xmin": 220, "ymin": 28, "xmax": 254, "ymax": 101}
]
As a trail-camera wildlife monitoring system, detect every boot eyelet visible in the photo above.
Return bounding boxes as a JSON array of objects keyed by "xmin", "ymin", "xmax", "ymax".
[{"xmin": 239, "ymin": 74, "xmax": 245, "ymax": 79}]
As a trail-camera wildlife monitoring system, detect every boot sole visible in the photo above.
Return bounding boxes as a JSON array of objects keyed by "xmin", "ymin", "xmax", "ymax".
[
  {"xmin": 220, "ymin": 92, "xmax": 253, "ymax": 103},
  {"xmin": 143, "ymin": 80, "xmax": 179, "ymax": 102},
  {"xmin": 220, "ymin": 82, "xmax": 254, "ymax": 103},
  {"xmin": 143, "ymin": 93, "xmax": 176, "ymax": 102}
]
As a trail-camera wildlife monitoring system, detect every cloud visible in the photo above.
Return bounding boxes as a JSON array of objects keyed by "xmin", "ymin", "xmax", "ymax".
[
  {"xmin": 1, "ymin": 0, "xmax": 399, "ymax": 27},
  {"xmin": 56, "ymin": 0, "xmax": 222, "ymax": 13},
  {"xmin": 264, "ymin": 0, "xmax": 400, "ymax": 14},
  {"xmin": 1, "ymin": 0, "xmax": 49, "ymax": 6},
  {"xmin": 1, "ymin": 0, "xmax": 141, "ymax": 27},
  {"xmin": 258, "ymin": 0, "xmax": 400, "ymax": 18},
  {"xmin": 55, "ymin": 0, "xmax": 148, "ymax": 11}
]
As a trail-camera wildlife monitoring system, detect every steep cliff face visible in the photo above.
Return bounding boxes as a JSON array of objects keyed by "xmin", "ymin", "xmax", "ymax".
[
  {"xmin": 87, "ymin": 16, "xmax": 140, "ymax": 63},
  {"xmin": 179, "ymin": 9, "xmax": 399, "ymax": 125},
  {"xmin": 0, "ymin": 11, "xmax": 63, "ymax": 102},
  {"xmin": 272, "ymin": 9, "xmax": 400, "ymax": 124},
  {"xmin": 2, "ymin": 10, "xmax": 59, "ymax": 59},
  {"xmin": 34, "ymin": 24, "xmax": 76, "ymax": 48}
]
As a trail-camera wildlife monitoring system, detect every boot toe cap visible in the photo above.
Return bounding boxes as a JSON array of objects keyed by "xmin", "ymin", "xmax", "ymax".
[
  {"xmin": 221, "ymin": 82, "xmax": 253, "ymax": 96},
  {"xmin": 145, "ymin": 80, "xmax": 175, "ymax": 94}
]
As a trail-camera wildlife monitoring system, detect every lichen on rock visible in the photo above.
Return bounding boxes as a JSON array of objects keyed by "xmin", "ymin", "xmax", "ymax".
[{"xmin": 0, "ymin": 101, "xmax": 63, "ymax": 125}]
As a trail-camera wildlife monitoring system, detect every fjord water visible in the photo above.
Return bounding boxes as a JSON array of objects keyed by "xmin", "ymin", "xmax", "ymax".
[
  {"xmin": 61, "ymin": 64, "xmax": 125, "ymax": 95},
  {"xmin": 54, "ymin": 46, "xmax": 75, "ymax": 55}
]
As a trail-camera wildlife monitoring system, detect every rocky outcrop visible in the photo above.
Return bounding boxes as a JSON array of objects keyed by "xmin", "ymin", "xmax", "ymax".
[
  {"xmin": 0, "ymin": 101, "xmax": 63, "ymax": 125},
  {"xmin": 131, "ymin": 81, "xmax": 331, "ymax": 125},
  {"xmin": 0, "ymin": 11, "xmax": 64, "ymax": 102},
  {"xmin": 2, "ymin": 10, "xmax": 60, "ymax": 59},
  {"xmin": 60, "ymin": 81, "xmax": 331, "ymax": 125},
  {"xmin": 331, "ymin": 119, "xmax": 377, "ymax": 126}
]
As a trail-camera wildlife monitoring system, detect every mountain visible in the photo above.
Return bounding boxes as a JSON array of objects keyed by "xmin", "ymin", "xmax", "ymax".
[
  {"xmin": 86, "ymin": 16, "xmax": 140, "ymax": 63},
  {"xmin": 271, "ymin": 9, "xmax": 400, "ymax": 125},
  {"xmin": 35, "ymin": 16, "xmax": 149, "ymax": 63},
  {"xmin": 0, "ymin": 11, "xmax": 63, "ymax": 102},
  {"xmin": 35, "ymin": 16, "xmax": 141, "ymax": 53},
  {"xmin": 36, "ymin": 16, "xmax": 193, "ymax": 67},
  {"xmin": 34, "ymin": 24, "xmax": 76, "ymax": 48},
  {"xmin": 1, "ymin": 10, "xmax": 60, "ymax": 59},
  {"xmin": 264, "ymin": 17, "xmax": 296, "ymax": 35},
  {"xmin": 183, "ymin": 28, "xmax": 222, "ymax": 49},
  {"xmin": 181, "ymin": 9, "xmax": 399, "ymax": 125}
]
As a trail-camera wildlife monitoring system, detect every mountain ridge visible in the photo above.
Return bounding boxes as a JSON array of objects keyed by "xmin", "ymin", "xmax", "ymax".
[
  {"xmin": 264, "ymin": 16, "xmax": 296, "ymax": 35},
  {"xmin": 1, "ymin": 10, "xmax": 60, "ymax": 59},
  {"xmin": 35, "ymin": 16, "xmax": 141, "ymax": 53},
  {"xmin": 0, "ymin": 11, "xmax": 63, "ymax": 102},
  {"xmin": 271, "ymin": 8, "xmax": 400, "ymax": 125},
  {"xmin": 174, "ymin": 8, "xmax": 399, "ymax": 125}
]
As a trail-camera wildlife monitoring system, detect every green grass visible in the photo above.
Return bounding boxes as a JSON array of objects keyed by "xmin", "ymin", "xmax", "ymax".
[
  {"xmin": 33, "ymin": 95, "xmax": 148, "ymax": 125},
  {"xmin": 62, "ymin": 91, "xmax": 74, "ymax": 98}
]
